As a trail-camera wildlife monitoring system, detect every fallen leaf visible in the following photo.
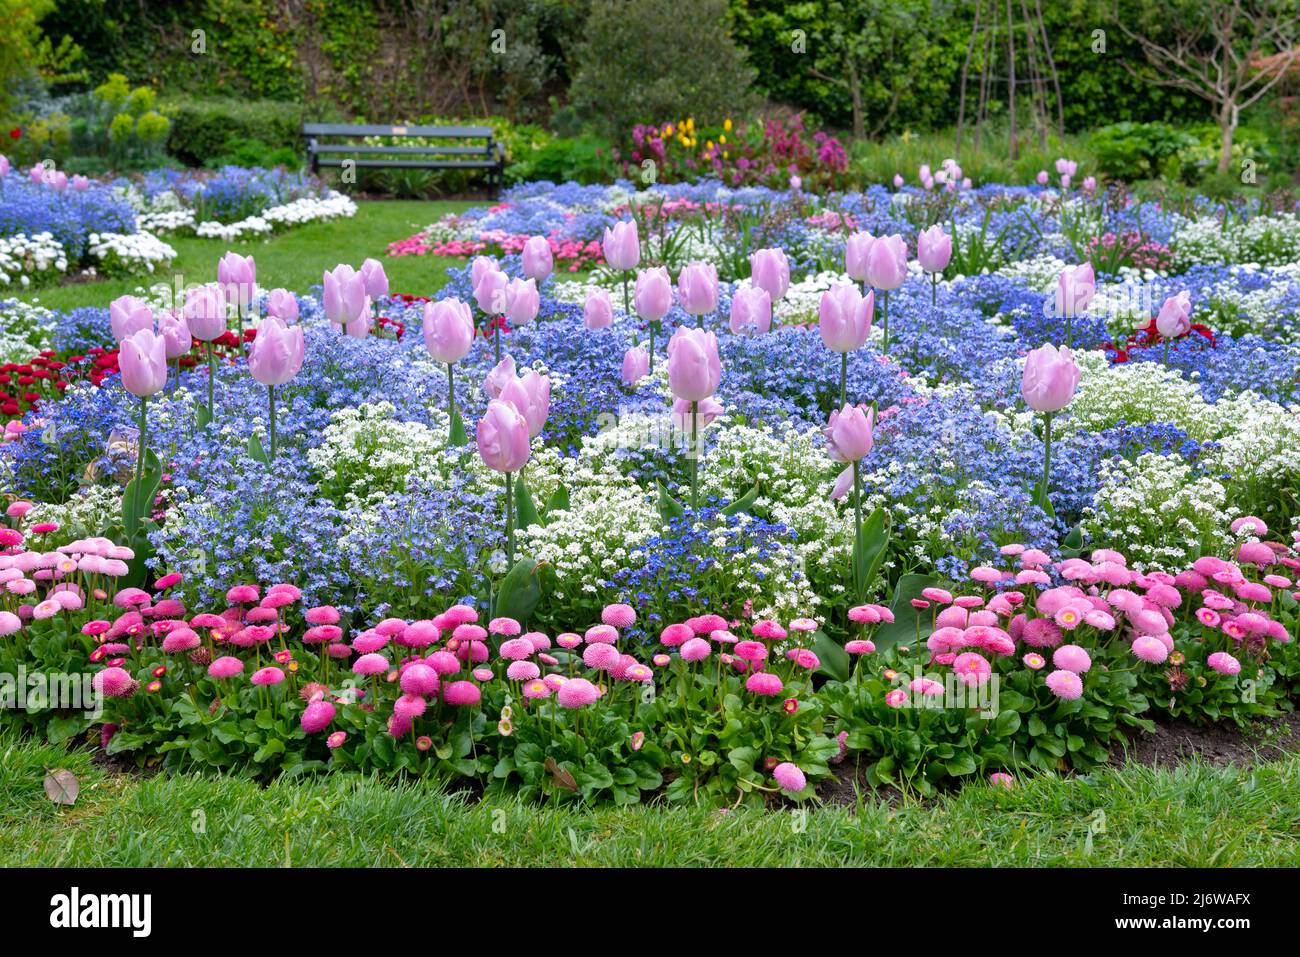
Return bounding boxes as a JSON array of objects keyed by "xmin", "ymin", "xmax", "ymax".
[{"xmin": 43, "ymin": 768, "xmax": 79, "ymax": 806}]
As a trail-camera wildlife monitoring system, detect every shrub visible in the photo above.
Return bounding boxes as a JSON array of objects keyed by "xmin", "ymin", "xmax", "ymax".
[
  {"xmin": 162, "ymin": 96, "xmax": 307, "ymax": 167},
  {"xmin": 569, "ymin": 0, "xmax": 755, "ymax": 139},
  {"xmin": 1088, "ymin": 122, "xmax": 1197, "ymax": 183}
]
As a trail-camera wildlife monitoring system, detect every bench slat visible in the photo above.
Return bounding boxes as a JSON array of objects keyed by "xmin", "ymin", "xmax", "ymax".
[
  {"xmin": 314, "ymin": 158, "xmax": 501, "ymax": 169},
  {"xmin": 303, "ymin": 123, "xmax": 495, "ymax": 138},
  {"xmin": 311, "ymin": 144, "xmax": 492, "ymax": 156}
]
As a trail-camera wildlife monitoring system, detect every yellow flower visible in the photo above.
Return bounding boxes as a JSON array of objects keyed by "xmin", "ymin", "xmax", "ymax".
[
  {"xmin": 719, "ymin": 134, "xmax": 726, "ymax": 145},
  {"xmin": 663, "ymin": 124, "xmax": 674, "ymax": 137},
  {"xmin": 706, "ymin": 140, "xmax": 714, "ymax": 151},
  {"xmin": 724, "ymin": 118, "xmax": 733, "ymax": 132}
]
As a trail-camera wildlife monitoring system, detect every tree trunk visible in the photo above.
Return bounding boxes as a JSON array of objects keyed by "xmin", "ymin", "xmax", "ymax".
[
  {"xmin": 1217, "ymin": 102, "xmax": 1238, "ymax": 175},
  {"xmin": 848, "ymin": 62, "xmax": 864, "ymax": 141}
]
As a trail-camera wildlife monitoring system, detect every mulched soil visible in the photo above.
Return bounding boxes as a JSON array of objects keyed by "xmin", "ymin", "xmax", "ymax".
[{"xmin": 819, "ymin": 712, "xmax": 1300, "ymax": 809}]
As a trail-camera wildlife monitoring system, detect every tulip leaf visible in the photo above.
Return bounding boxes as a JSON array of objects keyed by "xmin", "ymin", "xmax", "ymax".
[
  {"xmin": 544, "ymin": 482, "xmax": 570, "ymax": 518},
  {"xmin": 871, "ymin": 573, "xmax": 942, "ymax": 651},
  {"xmin": 656, "ymin": 481, "xmax": 686, "ymax": 524},
  {"xmin": 448, "ymin": 403, "xmax": 468, "ymax": 447},
  {"xmin": 720, "ymin": 482, "xmax": 761, "ymax": 517},
  {"xmin": 1060, "ymin": 524, "xmax": 1084, "ymax": 559},
  {"xmin": 515, "ymin": 476, "xmax": 542, "ymax": 530},
  {"xmin": 851, "ymin": 505, "xmax": 889, "ymax": 601},
  {"xmin": 495, "ymin": 557, "xmax": 545, "ymax": 624},
  {"xmin": 248, "ymin": 433, "xmax": 269, "ymax": 465},
  {"xmin": 195, "ymin": 404, "xmax": 212, "ymax": 430},
  {"xmin": 811, "ymin": 629, "xmax": 849, "ymax": 683}
]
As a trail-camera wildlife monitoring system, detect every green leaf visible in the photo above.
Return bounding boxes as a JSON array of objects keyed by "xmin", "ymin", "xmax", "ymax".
[
  {"xmin": 195, "ymin": 403, "xmax": 212, "ymax": 430},
  {"xmin": 871, "ymin": 573, "xmax": 941, "ymax": 651},
  {"xmin": 944, "ymin": 752, "xmax": 977, "ymax": 776},
  {"xmin": 495, "ymin": 557, "xmax": 545, "ymax": 623},
  {"xmin": 720, "ymin": 482, "xmax": 761, "ymax": 517},
  {"xmin": 544, "ymin": 483, "xmax": 570, "ymax": 518},
  {"xmin": 811, "ymin": 629, "xmax": 849, "ymax": 682},
  {"xmin": 851, "ymin": 505, "xmax": 889, "ymax": 601},
  {"xmin": 448, "ymin": 402, "xmax": 468, "ymax": 447},
  {"xmin": 247, "ymin": 433, "xmax": 269, "ymax": 464},
  {"xmin": 515, "ymin": 475, "xmax": 542, "ymax": 530},
  {"xmin": 656, "ymin": 480, "xmax": 686, "ymax": 524}
]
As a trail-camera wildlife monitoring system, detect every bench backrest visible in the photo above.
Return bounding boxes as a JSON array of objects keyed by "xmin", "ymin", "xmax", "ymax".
[{"xmin": 303, "ymin": 123, "xmax": 495, "ymax": 140}]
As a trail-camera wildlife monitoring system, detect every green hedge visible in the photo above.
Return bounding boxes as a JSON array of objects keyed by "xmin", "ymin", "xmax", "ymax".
[{"xmin": 161, "ymin": 96, "xmax": 310, "ymax": 167}]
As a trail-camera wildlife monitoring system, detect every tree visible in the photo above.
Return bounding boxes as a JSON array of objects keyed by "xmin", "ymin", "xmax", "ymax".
[
  {"xmin": 1115, "ymin": 0, "xmax": 1300, "ymax": 173},
  {"xmin": 569, "ymin": 0, "xmax": 755, "ymax": 138}
]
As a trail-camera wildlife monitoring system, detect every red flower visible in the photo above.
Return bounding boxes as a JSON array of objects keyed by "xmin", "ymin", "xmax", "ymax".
[{"xmin": 8, "ymin": 128, "xmax": 20, "ymax": 140}]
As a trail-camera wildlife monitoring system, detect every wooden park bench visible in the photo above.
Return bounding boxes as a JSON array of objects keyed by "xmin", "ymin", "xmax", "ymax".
[{"xmin": 303, "ymin": 122, "xmax": 507, "ymax": 197}]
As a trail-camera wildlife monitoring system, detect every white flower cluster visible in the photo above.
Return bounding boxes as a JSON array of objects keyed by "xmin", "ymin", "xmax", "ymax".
[
  {"xmin": 27, "ymin": 485, "xmax": 125, "ymax": 547},
  {"xmin": 0, "ymin": 298, "xmax": 57, "ymax": 363},
  {"xmin": 1081, "ymin": 452, "xmax": 1237, "ymax": 570},
  {"xmin": 1067, "ymin": 350, "xmax": 1222, "ymax": 441},
  {"xmin": 0, "ymin": 232, "xmax": 67, "ymax": 287},
  {"xmin": 87, "ymin": 230, "xmax": 177, "ymax": 276},
  {"xmin": 193, "ymin": 191, "xmax": 357, "ymax": 240},
  {"xmin": 138, "ymin": 208, "xmax": 197, "ymax": 233},
  {"xmin": 1171, "ymin": 212, "xmax": 1300, "ymax": 270}
]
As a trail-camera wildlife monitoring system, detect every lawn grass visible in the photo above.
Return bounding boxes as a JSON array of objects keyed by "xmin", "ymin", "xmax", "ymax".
[
  {"xmin": 2, "ymin": 731, "xmax": 1295, "ymax": 866},
  {"xmin": 15, "ymin": 200, "xmax": 474, "ymax": 314}
]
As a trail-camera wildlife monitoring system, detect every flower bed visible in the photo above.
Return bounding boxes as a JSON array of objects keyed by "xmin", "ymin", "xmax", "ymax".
[{"xmin": 2, "ymin": 173, "xmax": 1299, "ymax": 805}]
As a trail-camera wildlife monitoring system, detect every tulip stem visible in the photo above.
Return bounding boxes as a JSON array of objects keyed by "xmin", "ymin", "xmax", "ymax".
[
  {"xmin": 852, "ymin": 458, "xmax": 864, "ymax": 598},
  {"xmin": 267, "ymin": 385, "xmax": 277, "ymax": 460},
  {"xmin": 690, "ymin": 400, "xmax": 699, "ymax": 511},
  {"xmin": 1038, "ymin": 411, "xmax": 1054, "ymax": 513},
  {"xmin": 206, "ymin": 341, "xmax": 216, "ymax": 425},
  {"xmin": 504, "ymin": 470, "xmax": 515, "ymax": 569},
  {"xmin": 134, "ymin": 396, "xmax": 147, "ymax": 527},
  {"xmin": 648, "ymin": 322, "xmax": 656, "ymax": 373},
  {"xmin": 881, "ymin": 290, "xmax": 890, "ymax": 354},
  {"xmin": 930, "ymin": 273, "xmax": 937, "ymax": 308},
  {"xmin": 494, "ymin": 322, "xmax": 501, "ymax": 363},
  {"xmin": 172, "ymin": 357, "xmax": 180, "ymax": 393},
  {"xmin": 1162, "ymin": 338, "xmax": 1170, "ymax": 368},
  {"xmin": 622, "ymin": 270, "xmax": 630, "ymax": 317},
  {"xmin": 446, "ymin": 361, "xmax": 457, "ymax": 440},
  {"xmin": 839, "ymin": 352, "xmax": 847, "ymax": 409}
]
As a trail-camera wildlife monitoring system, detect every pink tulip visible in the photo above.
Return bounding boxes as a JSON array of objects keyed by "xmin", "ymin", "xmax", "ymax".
[
  {"xmin": 27, "ymin": 165, "xmax": 43, "ymax": 184},
  {"xmin": 322, "ymin": 264, "xmax": 369, "ymax": 330},
  {"xmin": 749, "ymin": 248, "xmax": 789, "ymax": 301},
  {"xmin": 665, "ymin": 326, "xmax": 721, "ymax": 402},
  {"xmin": 109, "ymin": 295, "xmax": 153, "ymax": 342},
  {"xmin": 824, "ymin": 403, "xmax": 875, "ymax": 463},
  {"xmin": 1021, "ymin": 343, "xmax": 1081, "ymax": 413},
  {"xmin": 892, "ymin": 173, "xmax": 904, "ymax": 188},
  {"xmin": 359, "ymin": 258, "xmax": 389, "ymax": 300},
  {"xmin": 845, "ymin": 232, "xmax": 875, "ymax": 282},
  {"xmin": 264, "ymin": 288, "xmax": 299, "ymax": 323},
  {"xmin": 119, "ymin": 329, "xmax": 168, "ymax": 398},
  {"xmin": 500, "ymin": 370, "xmax": 551, "ymax": 438},
  {"xmin": 0, "ymin": 156, "xmax": 8, "ymax": 178},
  {"xmin": 1082, "ymin": 176, "xmax": 1097, "ymax": 194},
  {"xmin": 1055, "ymin": 158, "xmax": 1077, "ymax": 177},
  {"xmin": 622, "ymin": 346, "xmax": 649, "ymax": 386},
  {"xmin": 476, "ymin": 399, "xmax": 531, "ymax": 473},
  {"xmin": 676, "ymin": 262, "xmax": 719, "ymax": 316},
  {"xmin": 634, "ymin": 267, "xmax": 673, "ymax": 322},
  {"xmin": 917, "ymin": 225, "xmax": 952, "ymax": 274},
  {"xmin": 583, "ymin": 289, "xmax": 613, "ymax": 329},
  {"xmin": 422, "ymin": 299, "xmax": 475, "ymax": 364},
  {"xmin": 671, "ymin": 396, "xmax": 723, "ymax": 431},
  {"xmin": 248, "ymin": 316, "xmax": 305, "ymax": 386},
  {"xmin": 504, "ymin": 277, "xmax": 539, "ymax": 327},
  {"xmin": 818, "ymin": 283, "xmax": 873, "ymax": 353},
  {"xmin": 729, "ymin": 286, "xmax": 771, "ymax": 336},
  {"xmin": 1054, "ymin": 263, "xmax": 1095, "ymax": 319},
  {"xmin": 218, "ymin": 252, "xmax": 256, "ymax": 311},
  {"xmin": 472, "ymin": 266, "xmax": 509, "ymax": 316},
  {"xmin": 470, "ymin": 255, "xmax": 499, "ymax": 290},
  {"xmin": 182, "ymin": 284, "xmax": 228, "ymax": 342},
  {"xmin": 71, "ymin": 175, "xmax": 90, "ymax": 191},
  {"xmin": 866, "ymin": 235, "xmax": 907, "ymax": 291},
  {"xmin": 1155, "ymin": 291, "xmax": 1192, "ymax": 339},
  {"xmin": 47, "ymin": 170, "xmax": 68, "ymax": 192},
  {"xmin": 1036, "ymin": 170, "xmax": 1049, "ymax": 185},
  {"xmin": 602, "ymin": 221, "xmax": 640, "ymax": 272},
  {"xmin": 158, "ymin": 312, "xmax": 192, "ymax": 360},
  {"xmin": 521, "ymin": 236, "xmax": 553, "ymax": 282},
  {"xmin": 484, "ymin": 355, "xmax": 516, "ymax": 399}
]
